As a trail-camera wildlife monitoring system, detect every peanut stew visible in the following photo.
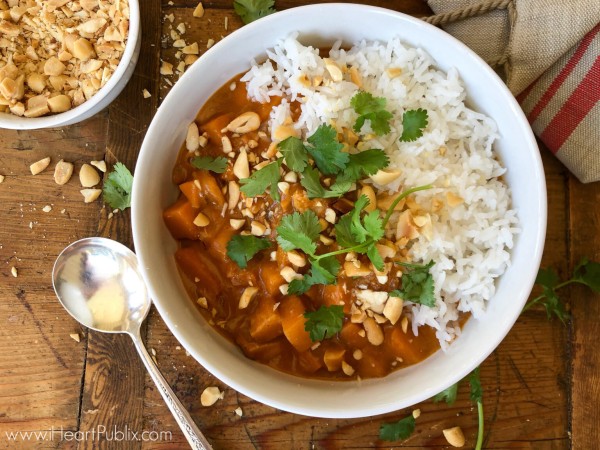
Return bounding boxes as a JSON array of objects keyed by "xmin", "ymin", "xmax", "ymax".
[{"xmin": 163, "ymin": 74, "xmax": 441, "ymax": 380}]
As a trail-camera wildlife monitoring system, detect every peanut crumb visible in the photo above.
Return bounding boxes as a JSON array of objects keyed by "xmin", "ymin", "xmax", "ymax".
[
  {"xmin": 193, "ymin": 2, "xmax": 205, "ymax": 18},
  {"xmin": 10, "ymin": 266, "xmax": 17, "ymax": 278},
  {"xmin": 142, "ymin": 89, "xmax": 151, "ymax": 98},
  {"xmin": 200, "ymin": 386, "xmax": 223, "ymax": 406},
  {"xmin": 69, "ymin": 333, "xmax": 81, "ymax": 343}
]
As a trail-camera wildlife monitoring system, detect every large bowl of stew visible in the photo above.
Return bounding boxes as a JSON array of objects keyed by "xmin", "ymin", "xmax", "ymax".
[{"xmin": 131, "ymin": 4, "xmax": 546, "ymax": 418}]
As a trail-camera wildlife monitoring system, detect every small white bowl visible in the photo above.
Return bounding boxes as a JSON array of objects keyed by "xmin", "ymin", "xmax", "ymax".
[
  {"xmin": 132, "ymin": 4, "xmax": 546, "ymax": 418},
  {"xmin": 0, "ymin": 0, "xmax": 141, "ymax": 130}
]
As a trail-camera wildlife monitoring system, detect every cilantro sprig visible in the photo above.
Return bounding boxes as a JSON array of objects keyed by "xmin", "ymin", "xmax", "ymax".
[
  {"xmin": 280, "ymin": 126, "xmax": 389, "ymax": 199},
  {"xmin": 303, "ymin": 305, "xmax": 344, "ymax": 341},
  {"xmin": 233, "ymin": 0, "xmax": 275, "ymax": 24},
  {"xmin": 191, "ymin": 156, "xmax": 228, "ymax": 174},
  {"xmin": 399, "ymin": 108, "xmax": 428, "ymax": 142},
  {"xmin": 351, "ymin": 91, "xmax": 393, "ymax": 136},
  {"xmin": 379, "ymin": 413, "xmax": 416, "ymax": 442},
  {"xmin": 275, "ymin": 185, "xmax": 433, "ymax": 296},
  {"xmin": 103, "ymin": 162, "xmax": 133, "ymax": 211},
  {"xmin": 390, "ymin": 261, "xmax": 436, "ymax": 307},
  {"xmin": 523, "ymin": 258, "xmax": 600, "ymax": 322},
  {"xmin": 226, "ymin": 235, "xmax": 271, "ymax": 268}
]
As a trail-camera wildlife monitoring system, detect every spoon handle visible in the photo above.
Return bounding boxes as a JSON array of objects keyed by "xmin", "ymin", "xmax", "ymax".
[{"xmin": 129, "ymin": 328, "xmax": 213, "ymax": 450}]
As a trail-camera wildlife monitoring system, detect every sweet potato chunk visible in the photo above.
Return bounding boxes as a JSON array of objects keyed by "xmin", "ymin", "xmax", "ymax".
[
  {"xmin": 250, "ymin": 296, "xmax": 283, "ymax": 342},
  {"xmin": 175, "ymin": 246, "xmax": 223, "ymax": 297},
  {"xmin": 259, "ymin": 261, "xmax": 285, "ymax": 296},
  {"xmin": 321, "ymin": 284, "xmax": 351, "ymax": 313},
  {"xmin": 323, "ymin": 345, "xmax": 346, "ymax": 372},
  {"xmin": 279, "ymin": 295, "xmax": 312, "ymax": 352},
  {"xmin": 179, "ymin": 180, "xmax": 205, "ymax": 209},
  {"xmin": 194, "ymin": 170, "xmax": 225, "ymax": 207},
  {"xmin": 388, "ymin": 326, "xmax": 422, "ymax": 365},
  {"xmin": 201, "ymin": 113, "xmax": 232, "ymax": 143},
  {"xmin": 237, "ymin": 335, "xmax": 287, "ymax": 363},
  {"xmin": 339, "ymin": 322, "xmax": 368, "ymax": 349},
  {"xmin": 297, "ymin": 350, "xmax": 323, "ymax": 374},
  {"xmin": 163, "ymin": 197, "xmax": 199, "ymax": 240}
]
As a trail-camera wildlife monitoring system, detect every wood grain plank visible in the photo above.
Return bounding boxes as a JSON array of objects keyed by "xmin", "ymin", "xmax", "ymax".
[
  {"xmin": 569, "ymin": 176, "xmax": 600, "ymax": 449},
  {"xmin": 76, "ymin": 0, "xmax": 163, "ymax": 449},
  {"xmin": 163, "ymin": 0, "xmax": 433, "ymax": 17},
  {"xmin": 0, "ymin": 117, "xmax": 107, "ymax": 449}
]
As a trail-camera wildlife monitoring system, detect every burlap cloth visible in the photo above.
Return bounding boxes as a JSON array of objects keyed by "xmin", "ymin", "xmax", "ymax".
[{"xmin": 425, "ymin": 0, "xmax": 600, "ymax": 183}]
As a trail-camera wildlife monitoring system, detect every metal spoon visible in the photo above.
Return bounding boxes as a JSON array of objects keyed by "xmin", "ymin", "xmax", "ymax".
[{"xmin": 52, "ymin": 237, "xmax": 213, "ymax": 450}]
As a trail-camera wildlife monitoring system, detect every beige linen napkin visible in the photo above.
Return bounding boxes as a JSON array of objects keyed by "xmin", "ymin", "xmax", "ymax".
[{"xmin": 425, "ymin": 0, "xmax": 600, "ymax": 183}]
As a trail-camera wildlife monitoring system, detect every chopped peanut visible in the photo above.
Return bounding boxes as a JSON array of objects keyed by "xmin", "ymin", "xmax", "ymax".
[
  {"xmin": 443, "ymin": 427, "xmax": 465, "ymax": 447},
  {"xmin": 54, "ymin": 160, "xmax": 74, "ymax": 185},
  {"xmin": 79, "ymin": 164, "xmax": 100, "ymax": 187},
  {"xmin": 200, "ymin": 386, "xmax": 223, "ymax": 406},
  {"xmin": 30, "ymin": 157, "xmax": 51, "ymax": 175}
]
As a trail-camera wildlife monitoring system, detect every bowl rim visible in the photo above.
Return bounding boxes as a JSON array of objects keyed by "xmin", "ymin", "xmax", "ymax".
[
  {"xmin": 0, "ymin": 0, "xmax": 141, "ymax": 130},
  {"xmin": 132, "ymin": 3, "xmax": 547, "ymax": 418}
]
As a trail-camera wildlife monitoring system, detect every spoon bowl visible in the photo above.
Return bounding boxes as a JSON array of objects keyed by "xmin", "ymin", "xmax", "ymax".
[
  {"xmin": 52, "ymin": 237, "xmax": 212, "ymax": 450},
  {"xmin": 53, "ymin": 237, "xmax": 150, "ymax": 334}
]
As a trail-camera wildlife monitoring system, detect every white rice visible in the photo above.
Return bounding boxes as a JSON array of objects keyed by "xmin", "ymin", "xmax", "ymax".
[{"xmin": 241, "ymin": 34, "xmax": 520, "ymax": 348}]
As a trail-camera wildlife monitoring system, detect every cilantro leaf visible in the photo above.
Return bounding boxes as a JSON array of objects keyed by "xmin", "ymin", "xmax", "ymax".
[
  {"xmin": 399, "ymin": 108, "xmax": 428, "ymax": 142},
  {"xmin": 391, "ymin": 261, "xmax": 435, "ymax": 307},
  {"xmin": 276, "ymin": 210, "xmax": 320, "ymax": 254},
  {"xmin": 240, "ymin": 159, "xmax": 282, "ymax": 202},
  {"xmin": 306, "ymin": 125, "xmax": 349, "ymax": 175},
  {"xmin": 333, "ymin": 195, "xmax": 385, "ymax": 254},
  {"xmin": 379, "ymin": 414, "xmax": 416, "ymax": 441},
  {"xmin": 363, "ymin": 210, "xmax": 384, "ymax": 242},
  {"xmin": 303, "ymin": 305, "xmax": 344, "ymax": 341},
  {"xmin": 572, "ymin": 258, "xmax": 600, "ymax": 292},
  {"xmin": 367, "ymin": 243, "xmax": 384, "ymax": 271},
  {"xmin": 103, "ymin": 162, "xmax": 133, "ymax": 211},
  {"xmin": 433, "ymin": 382, "xmax": 459, "ymax": 405},
  {"xmin": 325, "ymin": 178, "xmax": 354, "ymax": 197},
  {"xmin": 536, "ymin": 268, "xmax": 559, "ymax": 290},
  {"xmin": 278, "ymin": 136, "xmax": 309, "ymax": 173},
  {"xmin": 333, "ymin": 214, "xmax": 358, "ymax": 248},
  {"xmin": 233, "ymin": 0, "xmax": 275, "ymax": 24},
  {"xmin": 226, "ymin": 235, "xmax": 271, "ymax": 268},
  {"xmin": 300, "ymin": 166, "xmax": 326, "ymax": 199},
  {"xmin": 540, "ymin": 288, "xmax": 568, "ymax": 323},
  {"xmin": 339, "ymin": 149, "xmax": 389, "ymax": 183},
  {"xmin": 288, "ymin": 256, "xmax": 341, "ymax": 295},
  {"xmin": 301, "ymin": 166, "xmax": 353, "ymax": 199},
  {"xmin": 191, "ymin": 156, "xmax": 228, "ymax": 174},
  {"xmin": 469, "ymin": 366, "xmax": 483, "ymax": 404},
  {"xmin": 350, "ymin": 195, "xmax": 371, "ymax": 243},
  {"xmin": 351, "ymin": 91, "xmax": 393, "ymax": 136}
]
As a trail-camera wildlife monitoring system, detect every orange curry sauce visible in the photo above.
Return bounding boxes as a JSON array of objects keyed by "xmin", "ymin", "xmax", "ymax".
[{"xmin": 163, "ymin": 74, "xmax": 440, "ymax": 380}]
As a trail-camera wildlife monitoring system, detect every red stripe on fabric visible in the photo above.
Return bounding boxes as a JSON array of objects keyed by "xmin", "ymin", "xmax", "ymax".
[
  {"xmin": 516, "ymin": 79, "xmax": 536, "ymax": 104},
  {"xmin": 527, "ymin": 23, "xmax": 600, "ymax": 122},
  {"xmin": 541, "ymin": 56, "xmax": 600, "ymax": 153}
]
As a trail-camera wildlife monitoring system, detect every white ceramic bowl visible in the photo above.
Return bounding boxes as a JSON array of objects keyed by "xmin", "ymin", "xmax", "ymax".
[
  {"xmin": 0, "ymin": 0, "xmax": 141, "ymax": 130},
  {"xmin": 132, "ymin": 4, "xmax": 546, "ymax": 418}
]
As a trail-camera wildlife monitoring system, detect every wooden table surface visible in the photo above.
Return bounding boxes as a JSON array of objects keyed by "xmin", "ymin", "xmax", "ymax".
[{"xmin": 1, "ymin": 1, "xmax": 599, "ymax": 449}]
